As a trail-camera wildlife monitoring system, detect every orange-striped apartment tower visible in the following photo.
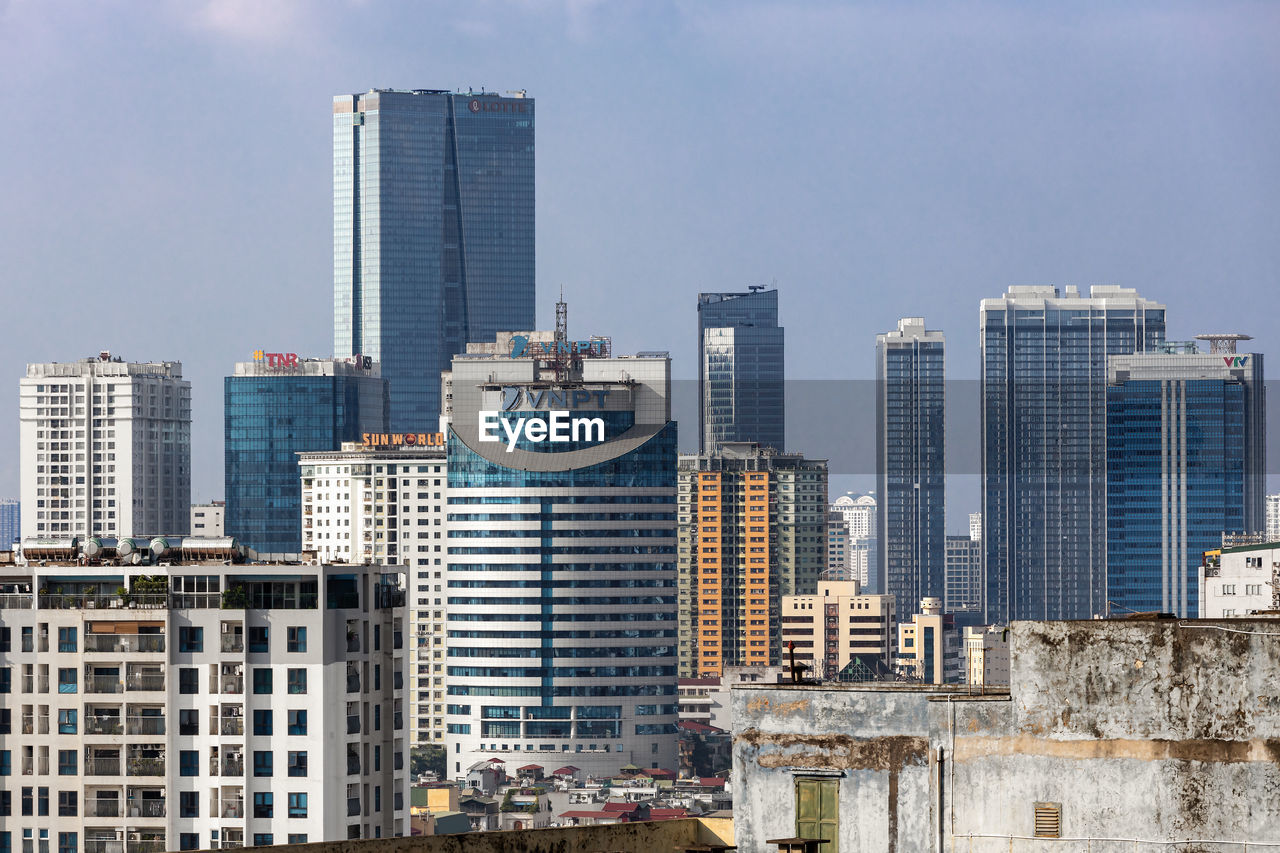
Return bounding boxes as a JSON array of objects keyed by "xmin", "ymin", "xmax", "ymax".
[{"xmin": 677, "ymin": 443, "xmax": 828, "ymax": 677}]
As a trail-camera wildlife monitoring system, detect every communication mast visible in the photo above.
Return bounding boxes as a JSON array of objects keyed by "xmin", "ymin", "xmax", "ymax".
[
  {"xmin": 555, "ymin": 287, "xmax": 568, "ymax": 344},
  {"xmin": 554, "ymin": 288, "xmax": 571, "ymax": 381}
]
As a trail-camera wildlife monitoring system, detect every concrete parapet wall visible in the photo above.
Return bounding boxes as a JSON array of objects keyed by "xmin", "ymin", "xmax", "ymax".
[
  {"xmin": 733, "ymin": 619, "xmax": 1280, "ymax": 852},
  {"xmin": 206, "ymin": 817, "xmax": 732, "ymax": 853}
]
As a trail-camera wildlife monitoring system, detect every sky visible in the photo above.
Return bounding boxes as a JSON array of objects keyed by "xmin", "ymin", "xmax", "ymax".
[{"xmin": 1, "ymin": 0, "xmax": 1277, "ymax": 532}]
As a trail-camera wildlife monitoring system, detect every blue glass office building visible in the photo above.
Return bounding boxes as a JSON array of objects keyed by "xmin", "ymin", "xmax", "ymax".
[
  {"xmin": 981, "ymin": 286, "xmax": 1166, "ymax": 622},
  {"xmin": 0, "ymin": 499, "xmax": 18, "ymax": 548},
  {"xmin": 876, "ymin": 318, "xmax": 946, "ymax": 612},
  {"xmin": 698, "ymin": 288, "xmax": 785, "ymax": 453},
  {"xmin": 1106, "ymin": 349, "xmax": 1265, "ymax": 617},
  {"xmin": 225, "ymin": 359, "xmax": 388, "ymax": 554},
  {"xmin": 333, "ymin": 89, "xmax": 535, "ymax": 432},
  {"xmin": 441, "ymin": 333, "xmax": 678, "ymax": 779}
]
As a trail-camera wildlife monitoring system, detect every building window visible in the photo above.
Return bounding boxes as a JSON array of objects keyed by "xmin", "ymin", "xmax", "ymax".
[
  {"xmin": 178, "ymin": 834, "xmax": 199, "ymax": 851},
  {"xmin": 180, "ymin": 792, "xmax": 199, "ymax": 818},
  {"xmin": 57, "ymin": 710, "xmax": 77, "ymax": 735},
  {"xmin": 0, "ymin": 751, "xmax": 10, "ymax": 776},
  {"xmin": 252, "ymin": 836, "xmax": 273, "ymax": 848},
  {"xmin": 178, "ymin": 627, "xmax": 203, "ymax": 653},
  {"xmin": 57, "ymin": 628, "xmax": 77, "ymax": 653},
  {"xmin": 179, "ymin": 751, "xmax": 198, "ymax": 777},
  {"xmin": 254, "ymin": 751, "xmax": 273, "ymax": 777},
  {"xmin": 178, "ymin": 668, "xmax": 198, "ymax": 694},
  {"xmin": 287, "ymin": 627, "xmax": 307, "ymax": 653},
  {"xmin": 57, "ymin": 791, "xmax": 76, "ymax": 817},
  {"xmin": 253, "ymin": 668, "xmax": 273, "ymax": 694},
  {"xmin": 38, "ymin": 786, "xmax": 48, "ymax": 816},
  {"xmin": 179, "ymin": 709, "xmax": 198, "ymax": 736},
  {"xmin": 248, "ymin": 626, "xmax": 269, "ymax": 653},
  {"xmin": 0, "ymin": 670, "xmax": 11, "ymax": 694},
  {"xmin": 57, "ymin": 669, "xmax": 77, "ymax": 694},
  {"xmin": 253, "ymin": 792, "xmax": 273, "ymax": 819},
  {"xmin": 288, "ymin": 710, "xmax": 307, "ymax": 736},
  {"xmin": 253, "ymin": 710, "xmax": 273, "ymax": 736},
  {"xmin": 287, "ymin": 836, "xmax": 308, "ymax": 845},
  {"xmin": 57, "ymin": 834, "xmax": 76, "ymax": 853},
  {"xmin": 287, "ymin": 668, "xmax": 307, "ymax": 694},
  {"xmin": 57, "ymin": 751, "xmax": 76, "ymax": 776},
  {"xmin": 288, "ymin": 792, "xmax": 308, "ymax": 818},
  {"xmin": 287, "ymin": 751, "xmax": 308, "ymax": 777}
]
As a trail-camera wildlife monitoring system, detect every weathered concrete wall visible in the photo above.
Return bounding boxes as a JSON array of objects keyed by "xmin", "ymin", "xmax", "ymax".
[
  {"xmin": 732, "ymin": 684, "xmax": 944, "ymax": 853},
  {"xmin": 210, "ymin": 817, "xmax": 731, "ymax": 853},
  {"xmin": 734, "ymin": 619, "xmax": 1280, "ymax": 852},
  {"xmin": 945, "ymin": 620, "xmax": 1280, "ymax": 849}
]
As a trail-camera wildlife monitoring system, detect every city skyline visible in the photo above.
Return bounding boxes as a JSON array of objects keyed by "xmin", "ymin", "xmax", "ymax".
[{"xmin": 1, "ymin": 2, "xmax": 1275, "ymax": 511}]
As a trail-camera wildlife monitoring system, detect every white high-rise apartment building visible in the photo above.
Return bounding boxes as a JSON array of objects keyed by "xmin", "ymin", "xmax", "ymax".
[
  {"xmin": 0, "ymin": 540, "xmax": 408, "ymax": 850},
  {"xmin": 830, "ymin": 494, "xmax": 877, "ymax": 589},
  {"xmin": 20, "ymin": 353, "xmax": 191, "ymax": 540},
  {"xmin": 299, "ymin": 441, "xmax": 447, "ymax": 749},
  {"xmin": 969, "ymin": 512, "xmax": 982, "ymax": 542},
  {"xmin": 1266, "ymin": 495, "xmax": 1280, "ymax": 544}
]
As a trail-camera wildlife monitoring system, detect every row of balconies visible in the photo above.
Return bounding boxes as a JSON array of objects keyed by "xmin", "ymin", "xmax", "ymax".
[
  {"xmin": 83, "ymin": 757, "xmax": 165, "ymax": 777},
  {"xmin": 84, "ymin": 840, "xmax": 167, "ymax": 853}
]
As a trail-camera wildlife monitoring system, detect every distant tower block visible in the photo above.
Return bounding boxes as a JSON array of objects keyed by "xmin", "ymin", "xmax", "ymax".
[{"xmin": 1195, "ymin": 333, "xmax": 1253, "ymax": 355}]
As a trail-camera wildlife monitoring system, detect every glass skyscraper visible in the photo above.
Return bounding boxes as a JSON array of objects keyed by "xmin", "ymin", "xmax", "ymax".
[
  {"xmin": 876, "ymin": 318, "xmax": 946, "ymax": 613},
  {"xmin": 333, "ymin": 89, "xmax": 535, "ymax": 431},
  {"xmin": 440, "ymin": 332, "xmax": 678, "ymax": 779},
  {"xmin": 224, "ymin": 357, "xmax": 388, "ymax": 554},
  {"xmin": 1106, "ymin": 347, "xmax": 1265, "ymax": 617},
  {"xmin": 981, "ymin": 286, "xmax": 1166, "ymax": 622},
  {"xmin": 698, "ymin": 288, "xmax": 785, "ymax": 453}
]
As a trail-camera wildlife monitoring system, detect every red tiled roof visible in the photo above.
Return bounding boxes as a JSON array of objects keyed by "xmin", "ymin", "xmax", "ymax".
[
  {"xmin": 601, "ymin": 802, "xmax": 639, "ymax": 813},
  {"xmin": 649, "ymin": 808, "xmax": 690, "ymax": 820},
  {"xmin": 516, "ymin": 764, "xmax": 543, "ymax": 771},
  {"xmin": 551, "ymin": 765, "xmax": 580, "ymax": 775},
  {"xmin": 649, "ymin": 768, "xmax": 677, "ymax": 778},
  {"xmin": 678, "ymin": 720, "xmax": 725, "ymax": 734},
  {"xmin": 699, "ymin": 777, "xmax": 727, "ymax": 787},
  {"xmin": 559, "ymin": 810, "xmax": 611, "ymax": 820}
]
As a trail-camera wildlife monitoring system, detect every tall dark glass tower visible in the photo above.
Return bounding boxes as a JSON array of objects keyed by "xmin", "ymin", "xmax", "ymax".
[
  {"xmin": 1106, "ymin": 345, "xmax": 1265, "ymax": 617},
  {"xmin": 333, "ymin": 89, "xmax": 535, "ymax": 431},
  {"xmin": 697, "ymin": 288, "xmax": 784, "ymax": 453},
  {"xmin": 981, "ymin": 286, "xmax": 1166, "ymax": 623},
  {"xmin": 876, "ymin": 318, "xmax": 946, "ymax": 613},
  {"xmin": 224, "ymin": 357, "xmax": 387, "ymax": 554}
]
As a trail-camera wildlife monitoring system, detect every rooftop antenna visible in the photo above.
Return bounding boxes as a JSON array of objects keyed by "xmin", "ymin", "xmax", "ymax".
[
  {"xmin": 555, "ymin": 287, "xmax": 568, "ymax": 344},
  {"xmin": 554, "ymin": 288, "xmax": 570, "ymax": 382}
]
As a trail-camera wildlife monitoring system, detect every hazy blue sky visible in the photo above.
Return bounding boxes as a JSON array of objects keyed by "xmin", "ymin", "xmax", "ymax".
[{"xmin": 2, "ymin": 0, "xmax": 1277, "ymax": 529}]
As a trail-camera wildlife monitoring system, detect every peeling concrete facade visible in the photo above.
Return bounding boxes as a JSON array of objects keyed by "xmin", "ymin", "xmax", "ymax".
[{"xmin": 733, "ymin": 619, "xmax": 1280, "ymax": 852}]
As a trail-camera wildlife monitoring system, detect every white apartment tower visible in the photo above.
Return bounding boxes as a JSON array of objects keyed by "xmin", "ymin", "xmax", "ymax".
[
  {"xmin": 0, "ymin": 539, "xmax": 408, "ymax": 849},
  {"xmin": 299, "ymin": 440, "xmax": 447, "ymax": 749},
  {"xmin": 20, "ymin": 353, "xmax": 191, "ymax": 540}
]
